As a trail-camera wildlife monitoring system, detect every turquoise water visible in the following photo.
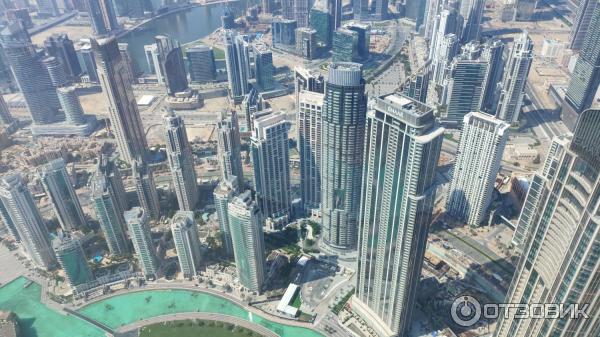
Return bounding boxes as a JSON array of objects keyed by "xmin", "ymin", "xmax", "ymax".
[
  {"xmin": 78, "ymin": 289, "xmax": 325, "ymax": 337},
  {"xmin": 0, "ymin": 277, "xmax": 104, "ymax": 337}
]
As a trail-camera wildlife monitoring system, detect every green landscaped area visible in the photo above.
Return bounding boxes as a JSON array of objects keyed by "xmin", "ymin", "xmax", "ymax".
[
  {"xmin": 79, "ymin": 289, "xmax": 325, "ymax": 337},
  {"xmin": 139, "ymin": 320, "xmax": 264, "ymax": 337},
  {"xmin": 0, "ymin": 277, "xmax": 104, "ymax": 337}
]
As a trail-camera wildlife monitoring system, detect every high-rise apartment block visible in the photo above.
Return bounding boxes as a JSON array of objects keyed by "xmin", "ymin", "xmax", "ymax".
[
  {"xmin": 93, "ymin": 37, "xmax": 148, "ymax": 164},
  {"xmin": 171, "ymin": 211, "xmax": 201, "ymax": 279},
  {"xmin": 53, "ymin": 235, "xmax": 93, "ymax": 287},
  {"xmin": 228, "ymin": 191, "xmax": 266, "ymax": 293},
  {"xmin": 164, "ymin": 112, "xmax": 198, "ymax": 211},
  {"xmin": 85, "ymin": 0, "xmax": 120, "ymax": 35},
  {"xmin": 132, "ymin": 160, "xmax": 161, "ymax": 220},
  {"xmin": 496, "ymin": 31, "xmax": 533, "ymax": 124},
  {"xmin": 125, "ymin": 207, "xmax": 159, "ymax": 280},
  {"xmin": 91, "ymin": 157, "xmax": 129, "ymax": 256},
  {"xmin": 447, "ymin": 112, "xmax": 509, "ymax": 226},
  {"xmin": 38, "ymin": 159, "xmax": 87, "ymax": 232},
  {"xmin": 0, "ymin": 174, "xmax": 56, "ymax": 270},
  {"xmin": 224, "ymin": 30, "xmax": 251, "ymax": 101},
  {"xmin": 321, "ymin": 63, "xmax": 367, "ymax": 251},
  {"xmin": 297, "ymin": 90, "xmax": 324, "ymax": 212},
  {"xmin": 217, "ymin": 111, "xmax": 244, "ymax": 189},
  {"xmin": 213, "ymin": 177, "xmax": 239, "ymax": 256},
  {"xmin": 494, "ymin": 107, "xmax": 600, "ymax": 337},
  {"xmin": 251, "ymin": 112, "xmax": 291, "ymax": 223},
  {"xmin": 354, "ymin": 94, "xmax": 444, "ymax": 337}
]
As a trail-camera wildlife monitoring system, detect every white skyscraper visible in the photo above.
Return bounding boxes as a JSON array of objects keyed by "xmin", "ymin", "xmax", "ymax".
[
  {"xmin": 223, "ymin": 30, "xmax": 251, "ymax": 101},
  {"xmin": 0, "ymin": 174, "xmax": 56, "ymax": 270},
  {"xmin": 447, "ymin": 112, "xmax": 509, "ymax": 226},
  {"xmin": 213, "ymin": 176, "xmax": 239, "ymax": 256},
  {"xmin": 125, "ymin": 207, "xmax": 159, "ymax": 280},
  {"xmin": 496, "ymin": 31, "xmax": 533, "ymax": 124},
  {"xmin": 251, "ymin": 112, "xmax": 291, "ymax": 223},
  {"xmin": 228, "ymin": 190, "xmax": 266, "ymax": 293},
  {"xmin": 171, "ymin": 211, "xmax": 201, "ymax": 279},
  {"xmin": 297, "ymin": 90, "xmax": 324, "ymax": 212},
  {"xmin": 217, "ymin": 110, "xmax": 244, "ymax": 190},
  {"xmin": 164, "ymin": 111, "xmax": 198, "ymax": 211},
  {"xmin": 354, "ymin": 94, "xmax": 444, "ymax": 337},
  {"xmin": 38, "ymin": 159, "xmax": 87, "ymax": 232}
]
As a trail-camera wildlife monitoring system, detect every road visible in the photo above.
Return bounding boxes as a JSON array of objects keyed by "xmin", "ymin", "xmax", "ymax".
[{"xmin": 523, "ymin": 84, "xmax": 569, "ymax": 140}]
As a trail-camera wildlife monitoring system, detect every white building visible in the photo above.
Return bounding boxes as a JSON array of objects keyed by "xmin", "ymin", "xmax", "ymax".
[
  {"xmin": 447, "ymin": 112, "xmax": 509, "ymax": 226},
  {"xmin": 171, "ymin": 211, "xmax": 201, "ymax": 279}
]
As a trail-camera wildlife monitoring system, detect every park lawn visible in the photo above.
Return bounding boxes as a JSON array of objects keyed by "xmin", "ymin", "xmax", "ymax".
[{"xmin": 139, "ymin": 320, "xmax": 264, "ymax": 337}]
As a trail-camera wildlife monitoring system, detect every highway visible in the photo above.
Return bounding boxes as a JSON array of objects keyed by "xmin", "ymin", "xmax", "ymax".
[{"xmin": 523, "ymin": 84, "xmax": 570, "ymax": 140}]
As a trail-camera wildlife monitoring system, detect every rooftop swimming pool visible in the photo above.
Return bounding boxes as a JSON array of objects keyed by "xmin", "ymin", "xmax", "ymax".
[{"xmin": 0, "ymin": 277, "xmax": 324, "ymax": 337}]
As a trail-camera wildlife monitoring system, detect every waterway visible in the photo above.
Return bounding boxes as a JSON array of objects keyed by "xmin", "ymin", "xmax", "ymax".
[
  {"xmin": 0, "ymin": 277, "xmax": 324, "ymax": 337},
  {"xmin": 118, "ymin": 1, "xmax": 252, "ymax": 74},
  {"xmin": 78, "ymin": 288, "xmax": 325, "ymax": 337}
]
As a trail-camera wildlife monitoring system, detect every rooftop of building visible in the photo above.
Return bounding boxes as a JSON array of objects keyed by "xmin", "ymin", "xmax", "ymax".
[{"xmin": 371, "ymin": 93, "xmax": 435, "ymax": 127}]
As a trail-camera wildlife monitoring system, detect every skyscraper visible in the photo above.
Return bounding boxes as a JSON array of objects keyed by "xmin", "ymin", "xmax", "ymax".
[
  {"xmin": 125, "ymin": 207, "xmax": 159, "ymax": 280},
  {"xmin": 563, "ymin": 3, "xmax": 600, "ymax": 130},
  {"xmin": 514, "ymin": 0, "xmax": 537, "ymax": 21},
  {"xmin": 294, "ymin": 0, "xmax": 310, "ymax": 27},
  {"xmin": 186, "ymin": 45, "xmax": 216, "ymax": 83},
  {"xmin": 0, "ymin": 95, "xmax": 16, "ymax": 131},
  {"xmin": 328, "ymin": 0, "xmax": 342, "ymax": 28},
  {"xmin": 155, "ymin": 35, "xmax": 188, "ymax": 95},
  {"xmin": 243, "ymin": 88, "xmax": 266, "ymax": 131},
  {"xmin": 85, "ymin": 0, "xmax": 120, "ymax": 35},
  {"xmin": 480, "ymin": 39, "xmax": 505, "ymax": 112},
  {"xmin": 431, "ymin": 33, "xmax": 459, "ymax": 85},
  {"xmin": 460, "ymin": 0, "xmax": 484, "ymax": 43},
  {"xmin": 42, "ymin": 56, "xmax": 69, "ymax": 87},
  {"xmin": 118, "ymin": 43, "xmax": 136, "ymax": 83},
  {"xmin": 223, "ymin": 30, "xmax": 251, "ymax": 101},
  {"xmin": 310, "ymin": 2, "xmax": 333, "ymax": 48},
  {"xmin": 251, "ymin": 112, "xmax": 292, "ymax": 223},
  {"xmin": 332, "ymin": 28, "xmax": 358, "ymax": 62},
  {"xmin": 354, "ymin": 94, "xmax": 444, "ymax": 337},
  {"xmin": 253, "ymin": 44, "xmax": 275, "ymax": 90},
  {"xmin": 296, "ymin": 27, "xmax": 318, "ymax": 60},
  {"xmin": 2, "ymin": 40, "xmax": 63, "ymax": 126},
  {"xmin": 294, "ymin": 67, "xmax": 325, "ymax": 104},
  {"xmin": 171, "ymin": 211, "xmax": 201, "ymax": 279},
  {"xmin": 442, "ymin": 47, "xmax": 489, "ymax": 125},
  {"xmin": 569, "ymin": 0, "xmax": 598, "ymax": 50},
  {"xmin": 213, "ymin": 176, "xmax": 239, "ymax": 256},
  {"xmin": 37, "ymin": 0, "xmax": 60, "ymax": 16},
  {"xmin": 57, "ymin": 86, "xmax": 86, "ymax": 125},
  {"xmin": 0, "ymin": 174, "xmax": 56, "ymax": 270},
  {"xmin": 494, "ymin": 107, "xmax": 600, "ymax": 337},
  {"xmin": 402, "ymin": 73, "xmax": 429, "ymax": 103},
  {"xmin": 79, "ymin": 42, "xmax": 99, "ymax": 83},
  {"xmin": 38, "ymin": 159, "xmax": 87, "ymax": 232},
  {"xmin": 346, "ymin": 23, "xmax": 370, "ymax": 61},
  {"xmin": 228, "ymin": 190, "xmax": 266, "ymax": 293},
  {"xmin": 321, "ymin": 63, "xmax": 367, "ymax": 251},
  {"xmin": 93, "ymin": 37, "xmax": 148, "ymax": 164},
  {"xmin": 132, "ymin": 160, "xmax": 161, "ymax": 220},
  {"xmin": 44, "ymin": 34, "xmax": 82, "ymax": 80},
  {"xmin": 217, "ymin": 110, "xmax": 244, "ymax": 189},
  {"xmin": 496, "ymin": 31, "xmax": 533, "ymax": 124},
  {"xmin": 91, "ymin": 157, "xmax": 129, "ymax": 256},
  {"xmin": 164, "ymin": 111, "xmax": 198, "ymax": 211},
  {"xmin": 447, "ymin": 112, "xmax": 509, "ymax": 226},
  {"xmin": 298, "ymin": 90, "xmax": 324, "ymax": 212},
  {"xmin": 53, "ymin": 235, "xmax": 93, "ymax": 287}
]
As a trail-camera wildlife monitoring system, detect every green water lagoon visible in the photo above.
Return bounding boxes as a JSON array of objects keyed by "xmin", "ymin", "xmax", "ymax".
[
  {"xmin": 78, "ymin": 288, "xmax": 325, "ymax": 337},
  {"xmin": 0, "ymin": 277, "xmax": 104, "ymax": 337}
]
